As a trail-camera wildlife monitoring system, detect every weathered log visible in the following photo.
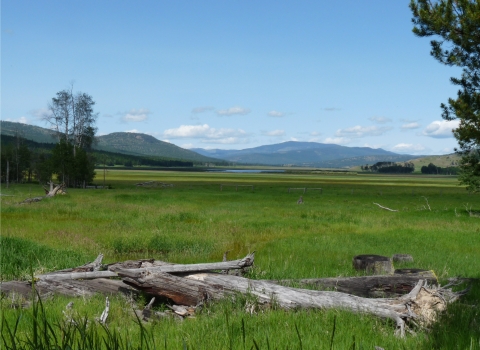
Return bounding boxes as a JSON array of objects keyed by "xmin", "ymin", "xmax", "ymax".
[
  {"xmin": 0, "ymin": 278, "xmax": 138, "ymax": 299},
  {"xmin": 353, "ymin": 255, "xmax": 394, "ymax": 275},
  {"xmin": 116, "ymin": 252, "xmax": 255, "ymax": 278},
  {"xmin": 35, "ymin": 253, "xmax": 255, "ymax": 281},
  {"xmin": 270, "ymin": 271, "xmax": 437, "ymax": 297},
  {"xmin": 123, "ymin": 271, "xmax": 462, "ymax": 337},
  {"xmin": 20, "ymin": 196, "xmax": 44, "ymax": 204}
]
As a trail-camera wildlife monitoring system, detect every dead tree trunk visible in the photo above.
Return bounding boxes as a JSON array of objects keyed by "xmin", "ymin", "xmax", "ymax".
[
  {"xmin": 122, "ymin": 272, "xmax": 463, "ymax": 337},
  {"xmin": 270, "ymin": 270, "xmax": 437, "ymax": 297}
]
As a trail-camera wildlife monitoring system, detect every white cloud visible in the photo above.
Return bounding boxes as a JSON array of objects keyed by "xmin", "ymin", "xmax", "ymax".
[
  {"xmin": 163, "ymin": 124, "xmax": 249, "ymax": 144},
  {"xmin": 29, "ymin": 108, "xmax": 51, "ymax": 119},
  {"xmin": 335, "ymin": 125, "xmax": 392, "ymax": 138},
  {"xmin": 192, "ymin": 106, "xmax": 214, "ymax": 114},
  {"xmin": 363, "ymin": 143, "xmax": 383, "ymax": 149},
  {"xmin": 268, "ymin": 110, "xmax": 285, "ymax": 117},
  {"xmin": 181, "ymin": 143, "xmax": 195, "ymax": 149},
  {"xmin": 310, "ymin": 131, "xmax": 321, "ymax": 136},
  {"xmin": 216, "ymin": 106, "xmax": 251, "ymax": 116},
  {"xmin": 323, "ymin": 107, "xmax": 341, "ymax": 111},
  {"xmin": 369, "ymin": 116, "xmax": 392, "ymax": 124},
  {"xmin": 324, "ymin": 137, "xmax": 351, "ymax": 145},
  {"xmin": 125, "ymin": 129, "xmax": 140, "ymax": 133},
  {"xmin": 423, "ymin": 120, "xmax": 459, "ymax": 138},
  {"xmin": 401, "ymin": 122, "xmax": 421, "ymax": 130},
  {"xmin": 122, "ymin": 108, "xmax": 151, "ymax": 122},
  {"xmin": 391, "ymin": 143, "xmax": 426, "ymax": 153},
  {"xmin": 4, "ymin": 116, "xmax": 29, "ymax": 124},
  {"xmin": 262, "ymin": 129, "xmax": 285, "ymax": 136}
]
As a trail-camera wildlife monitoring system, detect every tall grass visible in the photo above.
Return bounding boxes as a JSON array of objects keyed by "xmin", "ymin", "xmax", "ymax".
[{"xmin": 1, "ymin": 171, "xmax": 479, "ymax": 348}]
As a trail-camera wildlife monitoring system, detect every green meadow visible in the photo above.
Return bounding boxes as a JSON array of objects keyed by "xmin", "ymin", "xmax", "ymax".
[{"xmin": 1, "ymin": 170, "xmax": 479, "ymax": 349}]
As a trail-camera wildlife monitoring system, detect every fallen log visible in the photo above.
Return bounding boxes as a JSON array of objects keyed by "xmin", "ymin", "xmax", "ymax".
[
  {"xmin": 35, "ymin": 253, "xmax": 255, "ymax": 281},
  {"xmin": 123, "ymin": 271, "xmax": 465, "ymax": 337},
  {"xmin": 0, "ymin": 278, "xmax": 138, "ymax": 299},
  {"xmin": 20, "ymin": 182, "xmax": 67, "ymax": 204},
  {"xmin": 270, "ymin": 270, "xmax": 437, "ymax": 297},
  {"xmin": 116, "ymin": 252, "xmax": 254, "ymax": 278}
]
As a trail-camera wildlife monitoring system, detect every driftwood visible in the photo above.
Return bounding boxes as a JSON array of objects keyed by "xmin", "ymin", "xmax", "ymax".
[
  {"xmin": 0, "ymin": 253, "xmax": 467, "ymax": 337},
  {"xmin": 271, "ymin": 270, "xmax": 437, "ymax": 297},
  {"xmin": 124, "ymin": 273, "xmax": 459, "ymax": 337},
  {"xmin": 36, "ymin": 253, "xmax": 255, "ymax": 281},
  {"xmin": 123, "ymin": 271, "xmax": 465, "ymax": 337},
  {"xmin": 20, "ymin": 182, "xmax": 66, "ymax": 204}
]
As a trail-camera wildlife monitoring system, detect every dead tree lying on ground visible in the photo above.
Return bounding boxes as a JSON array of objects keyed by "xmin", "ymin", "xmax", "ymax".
[
  {"xmin": 0, "ymin": 253, "xmax": 468, "ymax": 337},
  {"xmin": 20, "ymin": 182, "xmax": 67, "ymax": 204}
]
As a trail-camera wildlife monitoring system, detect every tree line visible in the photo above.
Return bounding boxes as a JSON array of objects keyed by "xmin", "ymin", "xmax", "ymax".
[
  {"xmin": 0, "ymin": 86, "xmax": 199, "ymax": 187},
  {"xmin": 361, "ymin": 162, "xmax": 415, "ymax": 174}
]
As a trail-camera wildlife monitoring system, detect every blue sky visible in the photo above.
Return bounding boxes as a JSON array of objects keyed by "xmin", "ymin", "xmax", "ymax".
[{"xmin": 2, "ymin": 1, "xmax": 462, "ymax": 154}]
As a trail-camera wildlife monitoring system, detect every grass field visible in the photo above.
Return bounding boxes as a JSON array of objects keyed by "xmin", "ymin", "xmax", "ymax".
[{"xmin": 1, "ymin": 170, "xmax": 479, "ymax": 349}]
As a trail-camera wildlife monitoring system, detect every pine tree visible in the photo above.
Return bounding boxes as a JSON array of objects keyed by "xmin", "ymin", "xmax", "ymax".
[{"xmin": 411, "ymin": 0, "xmax": 480, "ymax": 192}]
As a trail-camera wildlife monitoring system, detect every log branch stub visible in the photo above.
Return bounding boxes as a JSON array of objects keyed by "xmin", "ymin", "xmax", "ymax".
[{"xmin": 353, "ymin": 255, "xmax": 394, "ymax": 275}]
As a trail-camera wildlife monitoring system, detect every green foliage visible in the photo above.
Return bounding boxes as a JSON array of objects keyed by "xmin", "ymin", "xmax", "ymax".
[
  {"xmin": 0, "ymin": 236, "xmax": 89, "ymax": 280},
  {"xmin": 1, "ymin": 171, "xmax": 480, "ymax": 348},
  {"xmin": 421, "ymin": 162, "xmax": 460, "ymax": 175},
  {"xmin": 362, "ymin": 161, "xmax": 414, "ymax": 173},
  {"xmin": 411, "ymin": 0, "xmax": 480, "ymax": 192},
  {"xmin": 50, "ymin": 139, "xmax": 96, "ymax": 187},
  {"xmin": 0, "ymin": 133, "xmax": 32, "ymax": 183}
]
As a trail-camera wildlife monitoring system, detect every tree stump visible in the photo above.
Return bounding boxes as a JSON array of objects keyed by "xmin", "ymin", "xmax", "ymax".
[
  {"xmin": 353, "ymin": 255, "xmax": 394, "ymax": 275},
  {"xmin": 392, "ymin": 254, "xmax": 414, "ymax": 263}
]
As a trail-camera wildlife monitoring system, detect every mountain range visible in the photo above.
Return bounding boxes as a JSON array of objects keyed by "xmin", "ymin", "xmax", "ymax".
[
  {"xmin": 192, "ymin": 142, "xmax": 420, "ymax": 167},
  {"xmin": 1, "ymin": 121, "xmax": 422, "ymax": 167}
]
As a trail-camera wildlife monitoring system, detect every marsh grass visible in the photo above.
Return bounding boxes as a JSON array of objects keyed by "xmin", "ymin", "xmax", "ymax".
[{"xmin": 1, "ymin": 171, "xmax": 479, "ymax": 348}]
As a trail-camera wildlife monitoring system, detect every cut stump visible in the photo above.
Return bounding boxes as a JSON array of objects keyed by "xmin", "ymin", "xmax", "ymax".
[{"xmin": 353, "ymin": 255, "xmax": 394, "ymax": 275}]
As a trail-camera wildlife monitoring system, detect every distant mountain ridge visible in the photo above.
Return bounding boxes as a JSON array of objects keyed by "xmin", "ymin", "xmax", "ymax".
[
  {"xmin": 1, "ymin": 121, "xmax": 423, "ymax": 167},
  {"xmin": 192, "ymin": 141, "xmax": 421, "ymax": 167},
  {"xmin": 0, "ymin": 121, "xmax": 218, "ymax": 163},
  {"xmin": 95, "ymin": 132, "xmax": 218, "ymax": 163}
]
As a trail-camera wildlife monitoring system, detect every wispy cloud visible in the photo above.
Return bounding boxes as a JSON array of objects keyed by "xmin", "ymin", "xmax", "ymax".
[
  {"xmin": 3, "ymin": 116, "xmax": 28, "ymax": 124},
  {"xmin": 401, "ymin": 122, "xmax": 421, "ymax": 130},
  {"xmin": 391, "ymin": 143, "xmax": 426, "ymax": 154},
  {"xmin": 323, "ymin": 107, "xmax": 341, "ymax": 111},
  {"xmin": 268, "ymin": 110, "xmax": 285, "ymax": 117},
  {"xmin": 363, "ymin": 143, "xmax": 383, "ymax": 149},
  {"xmin": 192, "ymin": 106, "xmax": 214, "ymax": 114},
  {"xmin": 262, "ymin": 129, "xmax": 285, "ymax": 136},
  {"xmin": 335, "ymin": 125, "xmax": 393, "ymax": 138},
  {"xmin": 216, "ymin": 106, "xmax": 251, "ymax": 116},
  {"xmin": 121, "ymin": 108, "xmax": 151, "ymax": 122},
  {"xmin": 324, "ymin": 137, "xmax": 351, "ymax": 145},
  {"xmin": 422, "ymin": 120, "xmax": 459, "ymax": 138},
  {"xmin": 369, "ymin": 116, "xmax": 392, "ymax": 124},
  {"xmin": 125, "ymin": 129, "xmax": 140, "ymax": 133},
  {"xmin": 163, "ymin": 124, "xmax": 249, "ymax": 144},
  {"xmin": 29, "ymin": 108, "xmax": 51, "ymax": 119}
]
